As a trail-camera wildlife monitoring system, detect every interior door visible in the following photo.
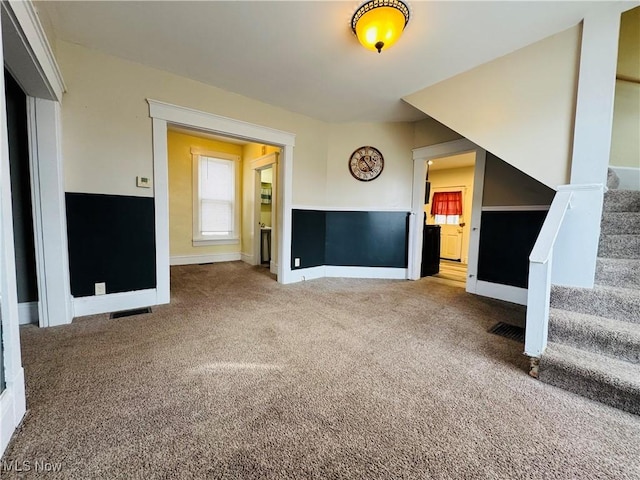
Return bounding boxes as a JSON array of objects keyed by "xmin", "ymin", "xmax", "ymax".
[{"xmin": 440, "ymin": 224, "xmax": 463, "ymax": 261}]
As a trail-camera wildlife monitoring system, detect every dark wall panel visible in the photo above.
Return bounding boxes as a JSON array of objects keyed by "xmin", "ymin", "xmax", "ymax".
[
  {"xmin": 66, "ymin": 193, "xmax": 156, "ymax": 297},
  {"xmin": 291, "ymin": 209, "xmax": 326, "ymax": 269},
  {"xmin": 326, "ymin": 211, "xmax": 408, "ymax": 268},
  {"xmin": 292, "ymin": 210, "xmax": 409, "ymax": 270},
  {"xmin": 477, "ymin": 210, "xmax": 548, "ymax": 288},
  {"xmin": 5, "ymin": 69, "xmax": 38, "ymax": 303}
]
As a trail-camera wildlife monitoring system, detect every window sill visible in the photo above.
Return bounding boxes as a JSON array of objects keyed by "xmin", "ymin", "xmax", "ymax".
[{"xmin": 192, "ymin": 237, "xmax": 239, "ymax": 247}]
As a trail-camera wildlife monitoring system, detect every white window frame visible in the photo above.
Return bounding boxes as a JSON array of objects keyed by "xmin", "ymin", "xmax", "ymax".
[{"xmin": 191, "ymin": 149, "xmax": 240, "ymax": 246}]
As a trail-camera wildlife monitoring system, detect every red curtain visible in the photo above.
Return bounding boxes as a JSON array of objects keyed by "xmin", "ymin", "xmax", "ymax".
[{"xmin": 430, "ymin": 191, "xmax": 462, "ymax": 216}]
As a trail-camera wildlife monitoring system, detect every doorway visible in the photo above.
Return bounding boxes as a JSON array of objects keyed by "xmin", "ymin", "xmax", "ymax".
[
  {"xmin": 252, "ymin": 152, "xmax": 278, "ymax": 273},
  {"xmin": 148, "ymin": 99, "xmax": 296, "ymax": 305},
  {"xmin": 410, "ymin": 139, "xmax": 487, "ymax": 295}
]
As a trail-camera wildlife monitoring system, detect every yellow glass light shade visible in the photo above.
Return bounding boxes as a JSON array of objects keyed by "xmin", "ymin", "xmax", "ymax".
[{"xmin": 352, "ymin": 0, "xmax": 410, "ymax": 53}]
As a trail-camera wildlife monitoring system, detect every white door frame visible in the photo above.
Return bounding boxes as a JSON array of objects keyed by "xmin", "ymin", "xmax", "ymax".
[
  {"xmin": 410, "ymin": 139, "xmax": 486, "ymax": 295},
  {"xmin": 1, "ymin": 0, "xmax": 68, "ymax": 457},
  {"xmin": 148, "ymin": 99, "xmax": 296, "ymax": 302},
  {"xmin": 251, "ymin": 152, "xmax": 278, "ymax": 272}
]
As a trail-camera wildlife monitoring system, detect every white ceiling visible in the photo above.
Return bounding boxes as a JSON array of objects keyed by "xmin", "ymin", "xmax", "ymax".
[{"xmin": 37, "ymin": 1, "xmax": 623, "ymax": 123}]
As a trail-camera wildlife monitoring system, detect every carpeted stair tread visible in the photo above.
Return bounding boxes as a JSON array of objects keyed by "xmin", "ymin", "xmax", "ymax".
[
  {"xmin": 598, "ymin": 234, "xmax": 640, "ymax": 259},
  {"xmin": 539, "ymin": 342, "xmax": 640, "ymax": 415},
  {"xmin": 551, "ymin": 284, "xmax": 640, "ymax": 324},
  {"xmin": 549, "ymin": 308, "xmax": 640, "ymax": 364},
  {"xmin": 603, "ymin": 190, "xmax": 640, "ymax": 213},
  {"xmin": 600, "ymin": 212, "xmax": 640, "ymax": 235},
  {"xmin": 595, "ymin": 257, "xmax": 640, "ymax": 290}
]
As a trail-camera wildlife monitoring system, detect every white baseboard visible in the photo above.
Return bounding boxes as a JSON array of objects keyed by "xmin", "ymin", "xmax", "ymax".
[
  {"xmin": 287, "ymin": 265, "xmax": 408, "ymax": 283},
  {"xmin": 287, "ymin": 266, "xmax": 326, "ymax": 283},
  {"xmin": 270, "ymin": 261, "xmax": 278, "ymax": 275},
  {"xmin": 474, "ymin": 280, "xmax": 527, "ymax": 305},
  {"xmin": 240, "ymin": 253, "xmax": 254, "ymax": 264},
  {"xmin": 170, "ymin": 252, "xmax": 241, "ymax": 266},
  {"xmin": 610, "ymin": 166, "xmax": 640, "ymax": 191},
  {"xmin": 72, "ymin": 288, "xmax": 159, "ymax": 318},
  {"xmin": 18, "ymin": 302, "xmax": 38, "ymax": 325},
  {"xmin": 0, "ymin": 367, "xmax": 26, "ymax": 458},
  {"xmin": 325, "ymin": 266, "xmax": 408, "ymax": 279}
]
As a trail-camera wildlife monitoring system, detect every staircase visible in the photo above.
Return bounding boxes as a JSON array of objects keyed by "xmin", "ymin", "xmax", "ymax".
[{"xmin": 538, "ymin": 189, "xmax": 640, "ymax": 415}]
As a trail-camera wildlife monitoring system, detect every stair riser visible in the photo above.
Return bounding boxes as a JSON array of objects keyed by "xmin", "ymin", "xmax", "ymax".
[
  {"xmin": 600, "ymin": 213, "xmax": 640, "ymax": 235},
  {"xmin": 551, "ymin": 287, "xmax": 640, "ymax": 324},
  {"xmin": 603, "ymin": 191, "xmax": 640, "ymax": 213},
  {"xmin": 598, "ymin": 236, "xmax": 640, "ymax": 259},
  {"xmin": 538, "ymin": 362, "xmax": 640, "ymax": 415},
  {"xmin": 595, "ymin": 259, "xmax": 640, "ymax": 290},
  {"xmin": 549, "ymin": 323, "xmax": 640, "ymax": 364}
]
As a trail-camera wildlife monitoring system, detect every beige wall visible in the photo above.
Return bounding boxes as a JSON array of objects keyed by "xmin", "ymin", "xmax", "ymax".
[
  {"xmin": 57, "ymin": 41, "xmax": 329, "ymax": 206},
  {"xmin": 424, "ymin": 165, "xmax": 475, "ymax": 264},
  {"xmin": 167, "ymin": 130, "xmax": 243, "ymax": 257},
  {"xmin": 325, "ymin": 122, "xmax": 415, "ymax": 209},
  {"xmin": 483, "ymin": 153, "xmax": 555, "ymax": 207},
  {"xmin": 413, "ymin": 117, "xmax": 463, "ymax": 149},
  {"xmin": 404, "ymin": 26, "xmax": 582, "ymax": 189}
]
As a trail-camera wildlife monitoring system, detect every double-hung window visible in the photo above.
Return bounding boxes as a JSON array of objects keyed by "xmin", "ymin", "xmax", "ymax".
[{"xmin": 192, "ymin": 152, "xmax": 239, "ymax": 245}]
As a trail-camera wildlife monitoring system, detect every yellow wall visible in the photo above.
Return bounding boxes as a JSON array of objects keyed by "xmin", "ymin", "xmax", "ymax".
[
  {"xmin": 404, "ymin": 26, "xmax": 581, "ymax": 189},
  {"xmin": 424, "ymin": 165, "xmax": 475, "ymax": 264},
  {"xmin": 167, "ymin": 130, "xmax": 242, "ymax": 257}
]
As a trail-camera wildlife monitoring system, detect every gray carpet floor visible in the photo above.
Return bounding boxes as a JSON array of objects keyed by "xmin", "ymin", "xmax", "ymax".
[{"xmin": 3, "ymin": 261, "xmax": 639, "ymax": 479}]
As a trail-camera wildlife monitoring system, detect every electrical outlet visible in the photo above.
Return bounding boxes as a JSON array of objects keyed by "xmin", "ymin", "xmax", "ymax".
[
  {"xmin": 294, "ymin": 258, "xmax": 301, "ymax": 267},
  {"xmin": 95, "ymin": 282, "xmax": 106, "ymax": 296}
]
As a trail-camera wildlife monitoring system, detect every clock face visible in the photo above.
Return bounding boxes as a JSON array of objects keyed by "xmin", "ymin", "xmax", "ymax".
[{"xmin": 348, "ymin": 146, "xmax": 384, "ymax": 182}]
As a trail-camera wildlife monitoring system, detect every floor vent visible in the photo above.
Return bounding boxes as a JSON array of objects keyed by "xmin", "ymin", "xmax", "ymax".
[
  {"xmin": 488, "ymin": 322, "xmax": 525, "ymax": 343},
  {"xmin": 110, "ymin": 307, "xmax": 152, "ymax": 319}
]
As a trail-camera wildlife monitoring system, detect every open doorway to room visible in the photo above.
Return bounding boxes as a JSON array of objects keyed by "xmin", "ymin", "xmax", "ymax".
[
  {"xmin": 253, "ymin": 158, "xmax": 278, "ymax": 273},
  {"xmin": 166, "ymin": 125, "xmax": 281, "ymax": 283},
  {"xmin": 424, "ymin": 152, "xmax": 476, "ymax": 284}
]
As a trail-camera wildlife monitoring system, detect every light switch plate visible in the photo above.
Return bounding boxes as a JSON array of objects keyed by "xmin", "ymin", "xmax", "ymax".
[{"xmin": 136, "ymin": 176, "xmax": 152, "ymax": 188}]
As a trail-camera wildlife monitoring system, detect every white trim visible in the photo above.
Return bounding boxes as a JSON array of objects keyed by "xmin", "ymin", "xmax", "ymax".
[
  {"xmin": 466, "ymin": 149, "xmax": 485, "ymax": 295},
  {"xmin": 474, "ymin": 280, "xmax": 527, "ymax": 306},
  {"xmin": 287, "ymin": 266, "xmax": 326, "ymax": 283},
  {"xmin": 325, "ymin": 266, "xmax": 407, "ymax": 279},
  {"xmin": 481, "ymin": 205, "xmax": 550, "ymax": 212},
  {"xmin": 0, "ymin": 1, "xmax": 65, "ymax": 101},
  {"xmin": 26, "ymin": 98, "xmax": 72, "ymax": 327},
  {"xmin": 148, "ymin": 99, "xmax": 295, "ymax": 147},
  {"xmin": 170, "ymin": 253, "xmax": 241, "ymax": 266},
  {"xmin": 72, "ymin": 289, "xmax": 158, "ymax": 318},
  {"xmin": 609, "ymin": 166, "xmax": 640, "ymax": 191},
  {"xmin": 148, "ymin": 100, "xmax": 296, "ymax": 292},
  {"xmin": 413, "ymin": 139, "xmax": 478, "ymax": 160},
  {"xmin": 192, "ymin": 238, "xmax": 239, "ymax": 246},
  {"xmin": 18, "ymin": 301, "xmax": 38, "ymax": 325},
  {"xmin": 240, "ymin": 253, "xmax": 254, "ymax": 264},
  {"xmin": 151, "ymin": 118, "xmax": 170, "ymax": 305},
  {"xmin": 0, "ymin": 367, "xmax": 26, "ymax": 455},
  {"xmin": 287, "ymin": 266, "xmax": 407, "ymax": 282}
]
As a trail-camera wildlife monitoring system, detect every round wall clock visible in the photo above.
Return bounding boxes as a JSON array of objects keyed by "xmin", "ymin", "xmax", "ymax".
[{"xmin": 348, "ymin": 146, "xmax": 384, "ymax": 182}]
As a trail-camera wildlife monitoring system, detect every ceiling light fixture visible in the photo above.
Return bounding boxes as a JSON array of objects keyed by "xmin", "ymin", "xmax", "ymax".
[{"xmin": 351, "ymin": 0, "xmax": 410, "ymax": 53}]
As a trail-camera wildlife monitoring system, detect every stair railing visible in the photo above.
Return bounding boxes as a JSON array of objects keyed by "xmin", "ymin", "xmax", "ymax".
[{"xmin": 524, "ymin": 190, "xmax": 574, "ymax": 357}]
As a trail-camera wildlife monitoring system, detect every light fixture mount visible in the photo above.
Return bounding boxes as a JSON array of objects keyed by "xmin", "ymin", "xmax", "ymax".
[{"xmin": 351, "ymin": 0, "xmax": 410, "ymax": 53}]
